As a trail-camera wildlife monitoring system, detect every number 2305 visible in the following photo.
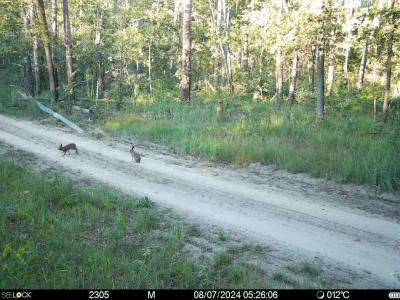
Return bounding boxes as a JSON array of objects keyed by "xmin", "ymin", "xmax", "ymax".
[{"xmin": 89, "ymin": 291, "xmax": 110, "ymax": 299}]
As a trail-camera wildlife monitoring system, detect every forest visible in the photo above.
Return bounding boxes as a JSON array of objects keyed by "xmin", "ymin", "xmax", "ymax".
[
  {"xmin": 1, "ymin": 0, "xmax": 400, "ymax": 290},
  {"xmin": 1, "ymin": 0, "xmax": 399, "ymax": 190}
]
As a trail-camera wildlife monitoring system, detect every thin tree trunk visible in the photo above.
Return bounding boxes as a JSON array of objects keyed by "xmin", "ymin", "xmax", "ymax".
[
  {"xmin": 288, "ymin": 49, "xmax": 299, "ymax": 106},
  {"xmin": 148, "ymin": 41, "xmax": 152, "ymax": 93},
  {"xmin": 210, "ymin": 0, "xmax": 233, "ymax": 94},
  {"xmin": 275, "ymin": 0, "xmax": 287, "ymax": 101},
  {"xmin": 95, "ymin": 3, "xmax": 105, "ymax": 99},
  {"xmin": 97, "ymin": 64, "xmax": 105, "ymax": 99},
  {"xmin": 342, "ymin": 5, "xmax": 353, "ymax": 88},
  {"xmin": 51, "ymin": 0, "xmax": 57, "ymax": 66},
  {"xmin": 259, "ymin": 46, "xmax": 264, "ymax": 77},
  {"xmin": 24, "ymin": 56, "xmax": 35, "ymax": 96},
  {"xmin": 242, "ymin": 32, "xmax": 250, "ymax": 90},
  {"xmin": 316, "ymin": 24, "xmax": 325, "ymax": 118},
  {"xmin": 383, "ymin": 0, "xmax": 395, "ymax": 120},
  {"xmin": 357, "ymin": 38, "xmax": 369, "ymax": 89},
  {"xmin": 242, "ymin": 34, "xmax": 249, "ymax": 70},
  {"xmin": 63, "ymin": 0, "xmax": 74, "ymax": 98},
  {"xmin": 29, "ymin": 3, "xmax": 40, "ymax": 95},
  {"xmin": 36, "ymin": 0, "xmax": 58, "ymax": 103},
  {"xmin": 21, "ymin": 3, "xmax": 35, "ymax": 96},
  {"xmin": 216, "ymin": 0, "xmax": 222, "ymax": 36},
  {"xmin": 180, "ymin": 0, "xmax": 192, "ymax": 104},
  {"xmin": 275, "ymin": 45, "xmax": 283, "ymax": 101},
  {"xmin": 51, "ymin": 0, "xmax": 59, "ymax": 99},
  {"xmin": 147, "ymin": 0, "xmax": 159, "ymax": 94},
  {"xmin": 311, "ymin": 45, "xmax": 316, "ymax": 90},
  {"xmin": 51, "ymin": 0, "xmax": 58, "ymax": 60},
  {"xmin": 223, "ymin": 7, "xmax": 234, "ymax": 95},
  {"xmin": 208, "ymin": 0, "xmax": 221, "ymax": 88},
  {"xmin": 372, "ymin": 46, "xmax": 378, "ymax": 85},
  {"xmin": 326, "ymin": 64, "xmax": 335, "ymax": 96},
  {"xmin": 32, "ymin": 34, "xmax": 40, "ymax": 94},
  {"xmin": 357, "ymin": 8, "xmax": 381, "ymax": 90},
  {"xmin": 343, "ymin": 43, "xmax": 350, "ymax": 87},
  {"xmin": 326, "ymin": 23, "xmax": 337, "ymax": 96},
  {"xmin": 174, "ymin": 0, "xmax": 182, "ymax": 21}
]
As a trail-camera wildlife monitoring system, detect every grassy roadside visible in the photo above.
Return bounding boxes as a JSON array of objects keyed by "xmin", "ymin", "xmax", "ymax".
[
  {"xmin": 0, "ymin": 159, "xmax": 273, "ymax": 288},
  {"xmin": 103, "ymin": 91, "xmax": 400, "ymax": 191}
]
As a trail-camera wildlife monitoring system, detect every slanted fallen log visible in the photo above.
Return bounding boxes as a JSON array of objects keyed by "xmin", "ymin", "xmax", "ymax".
[{"xmin": 35, "ymin": 100, "xmax": 84, "ymax": 134}]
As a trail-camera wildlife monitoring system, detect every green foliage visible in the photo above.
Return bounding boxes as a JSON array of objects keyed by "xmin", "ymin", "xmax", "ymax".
[
  {"xmin": 136, "ymin": 209, "xmax": 157, "ymax": 232},
  {"xmin": 0, "ymin": 160, "xmax": 271, "ymax": 288}
]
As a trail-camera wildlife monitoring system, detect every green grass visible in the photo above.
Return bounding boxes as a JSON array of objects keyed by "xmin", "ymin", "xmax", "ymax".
[
  {"xmin": 0, "ymin": 160, "xmax": 268, "ymax": 288},
  {"xmin": 103, "ymin": 89, "xmax": 400, "ymax": 191}
]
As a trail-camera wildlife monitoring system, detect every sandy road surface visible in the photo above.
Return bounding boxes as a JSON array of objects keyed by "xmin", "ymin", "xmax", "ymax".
[{"xmin": 0, "ymin": 114, "xmax": 399, "ymax": 287}]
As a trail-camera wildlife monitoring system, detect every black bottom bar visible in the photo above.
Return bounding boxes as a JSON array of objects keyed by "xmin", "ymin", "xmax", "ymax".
[{"xmin": 0, "ymin": 289, "xmax": 397, "ymax": 300}]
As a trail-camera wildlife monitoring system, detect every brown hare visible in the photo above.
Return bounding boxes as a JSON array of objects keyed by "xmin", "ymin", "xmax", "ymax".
[
  {"xmin": 58, "ymin": 143, "xmax": 79, "ymax": 156},
  {"xmin": 130, "ymin": 145, "xmax": 141, "ymax": 163}
]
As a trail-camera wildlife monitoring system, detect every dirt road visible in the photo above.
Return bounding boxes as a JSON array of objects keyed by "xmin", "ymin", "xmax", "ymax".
[{"xmin": 0, "ymin": 114, "xmax": 399, "ymax": 287}]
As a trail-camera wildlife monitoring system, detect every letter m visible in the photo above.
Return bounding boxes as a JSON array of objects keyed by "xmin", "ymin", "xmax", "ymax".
[{"xmin": 148, "ymin": 291, "xmax": 156, "ymax": 299}]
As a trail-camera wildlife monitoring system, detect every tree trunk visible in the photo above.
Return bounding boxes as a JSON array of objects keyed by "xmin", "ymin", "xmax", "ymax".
[
  {"xmin": 174, "ymin": 0, "xmax": 182, "ymax": 21},
  {"xmin": 275, "ymin": 45, "xmax": 283, "ymax": 101},
  {"xmin": 36, "ymin": 0, "xmax": 58, "ymax": 103},
  {"xmin": 357, "ymin": 8, "xmax": 381, "ymax": 90},
  {"xmin": 97, "ymin": 64, "xmax": 105, "ymax": 99},
  {"xmin": 242, "ymin": 33, "xmax": 249, "ymax": 70},
  {"xmin": 95, "ymin": 3, "xmax": 105, "ymax": 99},
  {"xmin": 180, "ymin": 0, "xmax": 192, "ymax": 104},
  {"xmin": 223, "ymin": 7, "xmax": 234, "ymax": 95},
  {"xmin": 146, "ymin": 0, "xmax": 159, "ymax": 94},
  {"xmin": 288, "ymin": 49, "xmax": 299, "ymax": 106},
  {"xmin": 357, "ymin": 38, "xmax": 369, "ymax": 89},
  {"xmin": 316, "ymin": 26, "xmax": 325, "ymax": 118},
  {"xmin": 372, "ymin": 45, "xmax": 378, "ymax": 85},
  {"xmin": 210, "ymin": 0, "xmax": 221, "ymax": 88},
  {"xmin": 24, "ymin": 56, "xmax": 35, "ymax": 96},
  {"xmin": 383, "ymin": 0, "xmax": 395, "ymax": 120},
  {"xmin": 29, "ymin": 3, "xmax": 40, "ymax": 95},
  {"xmin": 209, "ymin": 0, "xmax": 233, "ymax": 94},
  {"xmin": 326, "ymin": 23, "xmax": 337, "ymax": 97},
  {"xmin": 343, "ymin": 43, "xmax": 350, "ymax": 87},
  {"xmin": 63, "ymin": 0, "xmax": 74, "ymax": 98},
  {"xmin": 21, "ymin": 4, "xmax": 35, "ymax": 96},
  {"xmin": 216, "ymin": 0, "xmax": 222, "ymax": 37},
  {"xmin": 326, "ymin": 64, "xmax": 335, "ymax": 96},
  {"xmin": 148, "ymin": 41, "xmax": 152, "ymax": 93},
  {"xmin": 311, "ymin": 45, "xmax": 316, "ymax": 90},
  {"xmin": 275, "ymin": 0, "xmax": 287, "ymax": 101},
  {"xmin": 259, "ymin": 47, "xmax": 264, "ymax": 77},
  {"xmin": 51, "ymin": 0, "xmax": 59, "ymax": 99},
  {"xmin": 343, "ymin": 8, "xmax": 354, "ymax": 88},
  {"xmin": 51, "ymin": 0, "xmax": 57, "ymax": 59}
]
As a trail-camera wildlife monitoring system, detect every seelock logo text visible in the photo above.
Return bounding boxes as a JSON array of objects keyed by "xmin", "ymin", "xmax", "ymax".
[{"xmin": 1, "ymin": 292, "xmax": 32, "ymax": 299}]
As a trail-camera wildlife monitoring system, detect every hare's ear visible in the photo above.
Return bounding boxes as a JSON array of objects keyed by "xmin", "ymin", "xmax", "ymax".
[
  {"xmin": 131, "ymin": 145, "xmax": 134, "ymax": 150},
  {"xmin": 60, "ymin": 143, "xmax": 62, "ymax": 147}
]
